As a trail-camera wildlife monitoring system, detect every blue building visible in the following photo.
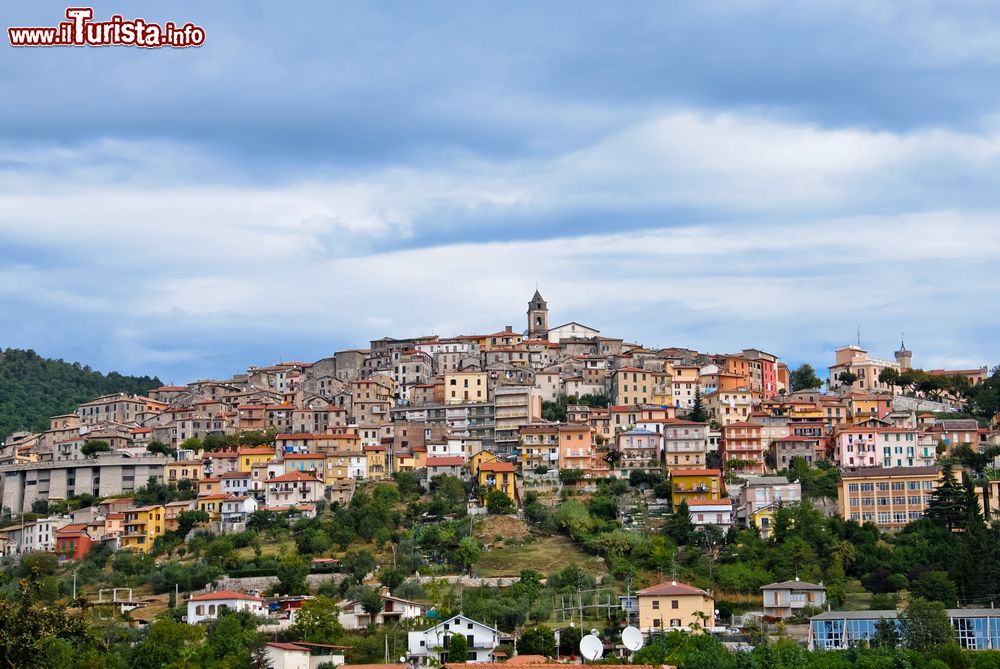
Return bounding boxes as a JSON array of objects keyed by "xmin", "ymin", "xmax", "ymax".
[{"xmin": 810, "ymin": 609, "xmax": 1000, "ymax": 650}]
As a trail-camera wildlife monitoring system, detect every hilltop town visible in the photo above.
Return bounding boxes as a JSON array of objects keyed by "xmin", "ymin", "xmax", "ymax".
[{"xmin": 1, "ymin": 290, "xmax": 999, "ymax": 668}]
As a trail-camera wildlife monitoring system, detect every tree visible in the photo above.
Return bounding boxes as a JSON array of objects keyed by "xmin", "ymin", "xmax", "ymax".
[
  {"xmin": 179, "ymin": 436, "xmax": 204, "ymax": 452},
  {"xmin": 451, "ymin": 536, "xmax": 482, "ymax": 574},
  {"xmin": 80, "ymin": 439, "xmax": 111, "ymax": 458},
  {"xmin": 898, "ymin": 597, "xmax": 954, "ymax": 651},
  {"xmin": 518, "ymin": 627, "xmax": 556, "ymax": 657},
  {"xmin": 485, "ymin": 489, "xmax": 515, "ymax": 515},
  {"xmin": 558, "ymin": 469, "xmax": 584, "ymax": 485},
  {"xmin": 342, "ymin": 549, "xmax": 377, "ymax": 582},
  {"xmin": 175, "ymin": 509, "xmax": 209, "ymax": 538},
  {"xmin": 447, "ymin": 632, "xmax": 468, "ymax": 663},
  {"xmin": 206, "ymin": 610, "xmax": 260, "ymax": 662},
  {"xmin": 379, "ymin": 567, "xmax": 407, "ymax": 591},
  {"xmin": 879, "ymin": 367, "xmax": 900, "ymax": 394},
  {"xmin": 273, "ymin": 556, "xmax": 309, "ymax": 595},
  {"xmin": 0, "ymin": 568, "xmax": 95, "ymax": 668},
  {"xmin": 665, "ymin": 500, "xmax": 695, "ymax": 545},
  {"xmin": 354, "ymin": 585, "xmax": 384, "ymax": 620},
  {"xmin": 925, "ymin": 463, "xmax": 968, "ymax": 530},
  {"xmin": 146, "ymin": 440, "xmax": 175, "ymax": 457},
  {"xmin": 837, "ymin": 371, "xmax": 859, "ymax": 387},
  {"xmin": 872, "ymin": 617, "xmax": 900, "ymax": 649},
  {"xmin": 790, "ymin": 364, "xmax": 823, "ymax": 392},
  {"xmin": 909, "ymin": 571, "xmax": 958, "ymax": 607},
  {"xmin": 688, "ymin": 388, "xmax": 708, "ymax": 422},
  {"xmin": 289, "ymin": 596, "xmax": 345, "ymax": 644},
  {"xmin": 954, "ymin": 443, "xmax": 1000, "ymax": 520}
]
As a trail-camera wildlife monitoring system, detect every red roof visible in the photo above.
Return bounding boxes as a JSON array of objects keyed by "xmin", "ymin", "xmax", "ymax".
[
  {"xmin": 637, "ymin": 580, "xmax": 710, "ymax": 597},
  {"xmin": 479, "ymin": 461, "xmax": 515, "ymax": 472},
  {"xmin": 671, "ymin": 468, "xmax": 722, "ymax": 477},
  {"xmin": 426, "ymin": 456, "xmax": 464, "ymax": 467},
  {"xmin": 269, "ymin": 471, "xmax": 324, "ymax": 483},
  {"xmin": 189, "ymin": 590, "xmax": 264, "ymax": 602}
]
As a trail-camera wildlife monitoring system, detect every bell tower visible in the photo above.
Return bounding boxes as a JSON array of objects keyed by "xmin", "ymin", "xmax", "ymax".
[
  {"xmin": 894, "ymin": 334, "xmax": 912, "ymax": 371},
  {"xmin": 527, "ymin": 289, "xmax": 549, "ymax": 339}
]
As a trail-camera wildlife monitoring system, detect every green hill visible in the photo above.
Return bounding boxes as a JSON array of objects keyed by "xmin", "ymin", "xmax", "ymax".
[{"xmin": 0, "ymin": 348, "xmax": 162, "ymax": 440}]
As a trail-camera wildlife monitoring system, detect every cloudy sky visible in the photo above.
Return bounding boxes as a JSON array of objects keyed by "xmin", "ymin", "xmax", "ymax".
[{"xmin": 2, "ymin": 1, "xmax": 998, "ymax": 383}]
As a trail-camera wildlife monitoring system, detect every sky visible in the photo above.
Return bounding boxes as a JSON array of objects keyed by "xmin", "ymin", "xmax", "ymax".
[{"xmin": 1, "ymin": 1, "xmax": 998, "ymax": 383}]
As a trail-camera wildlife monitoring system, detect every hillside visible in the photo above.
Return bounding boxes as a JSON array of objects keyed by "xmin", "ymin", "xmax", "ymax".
[{"xmin": 0, "ymin": 348, "xmax": 162, "ymax": 440}]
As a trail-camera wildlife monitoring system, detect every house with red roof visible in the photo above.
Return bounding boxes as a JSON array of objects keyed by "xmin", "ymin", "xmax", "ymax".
[{"xmin": 636, "ymin": 580, "xmax": 715, "ymax": 633}]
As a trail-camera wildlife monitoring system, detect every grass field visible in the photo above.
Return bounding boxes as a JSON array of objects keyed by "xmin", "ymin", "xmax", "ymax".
[
  {"xmin": 476, "ymin": 534, "xmax": 607, "ymax": 578},
  {"xmin": 843, "ymin": 579, "xmax": 873, "ymax": 610}
]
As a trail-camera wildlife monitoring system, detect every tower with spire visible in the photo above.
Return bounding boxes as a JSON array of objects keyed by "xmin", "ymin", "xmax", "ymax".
[
  {"xmin": 895, "ymin": 334, "xmax": 912, "ymax": 371},
  {"xmin": 527, "ymin": 288, "xmax": 549, "ymax": 339}
]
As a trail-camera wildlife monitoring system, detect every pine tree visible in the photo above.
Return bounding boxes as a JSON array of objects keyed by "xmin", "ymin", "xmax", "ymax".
[
  {"xmin": 689, "ymin": 388, "xmax": 707, "ymax": 422},
  {"xmin": 925, "ymin": 463, "xmax": 967, "ymax": 530}
]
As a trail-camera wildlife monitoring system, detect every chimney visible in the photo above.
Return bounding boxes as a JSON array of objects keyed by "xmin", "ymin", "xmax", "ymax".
[{"xmin": 505, "ymin": 325, "xmax": 513, "ymax": 333}]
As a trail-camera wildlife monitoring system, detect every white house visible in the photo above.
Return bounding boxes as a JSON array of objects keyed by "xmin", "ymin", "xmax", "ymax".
[
  {"xmin": 220, "ymin": 496, "xmax": 258, "ymax": 526},
  {"xmin": 686, "ymin": 499, "xmax": 734, "ymax": 532},
  {"xmin": 187, "ymin": 590, "xmax": 267, "ymax": 624},
  {"xmin": 265, "ymin": 471, "xmax": 325, "ymax": 509},
  {"xmin": 338, "ymin": 593, "xmax": 424, "ymax": 630},
  {"xmin": 220, "ymin": 471, "xmax": 252, "ymax": 496},
  {"xmin": 407, "ymin": 614, "xmax": 498, "ymax": 665},
  {"xmin": 264, "ymin": 642, "xmax": 345, "ymax": 669},
  {"xmin": 761, "ymin": 579, "xmax": 827, "ymax": 618},
  {"xmin": 546, "ymin": 322, "xmax": 600, "ymax": 344},
  {"xmin": 23, "ymin": 516, "xmax": 71, "ymax": 553}
]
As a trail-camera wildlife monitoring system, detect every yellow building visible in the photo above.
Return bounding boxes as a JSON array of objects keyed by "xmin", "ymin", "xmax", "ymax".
[
  {"xmin": 703, "ymin": 388, "xmax": 753, "ymax": 426},
  {"xmin": 478, "ymin": 461, "xmax": 517, "ymax": 503},
  {"xmin": 636, "ymin": 580, "xmax": 715, "ymax": 633},
  {"xmin": 197, "ymin": 494, "xmax": 229, "ymax": 522},
  {"xmin": 670, "ymin": 468, "xmax": 723, "ymax": 511},
  {"xmin": 121, "ymin": 505, "xmax": 165, "ymax": 553},
  {"xmin": 444, "ymin": 370, "xmax": 489, "ymax": 404},
  {"xmin": 237, "ymin": 446, "xmax": 276, "ymax": 472},
  {"xmin": 165, "ymin": 460, "xmax": 205, "ymax": 485},
  {"xmin": 283, "ymin": 453, "xmax": 325, "ymax": 477},
  {"xmin": 365, "ymin": 445, "xmax": 389, "ymax": 480}
]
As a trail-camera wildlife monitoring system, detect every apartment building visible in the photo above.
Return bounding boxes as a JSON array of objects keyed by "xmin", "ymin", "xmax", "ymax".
[{"xmin": 838, "ymin": 466, "xmax": 939, "ymax": 528}]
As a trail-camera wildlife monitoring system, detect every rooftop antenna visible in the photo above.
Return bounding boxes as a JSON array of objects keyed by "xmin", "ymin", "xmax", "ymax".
[
  {"xmin": 900, "ymin": 332, "xmax": 905, "ymax": 349},
  {"xmin": 857, "ymin": 325, "xmax": 861, "ymax": 348}
]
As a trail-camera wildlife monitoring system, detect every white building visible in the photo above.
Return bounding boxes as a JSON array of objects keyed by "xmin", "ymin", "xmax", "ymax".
[
  {"xmin": 23, "ymin": 516, "xmax": 71, "ymax": 553},
  {"xmin": 264, "ymin": 642, "xmax": 345, "ymax": 669},
  {"xmin": 687, "ymin": 499, "xmax": 733, "ymax": 531},
  {"xmin": 338, "ymin": 593, "xmax": 423, "ymax": 630},
  {"xmin": 187, "ymin": 590, "xmax": 267, "ymax": 624},
  {"xmin": 762, "ymin": 579, "xmax": 827, "ymax": 618},
  {"xmin": 265, "ymin": 471, "xmax": 325, "ymax": 509},
  {"xmin": 546, "ymin": 322, "xmax": 600, "ymax": 344},
  {"xmin": 220, "ymin": 496, "xmax": 258, "ymax": 527},
  {"xmin": 407, "ymin": 614, "xmax": 498, "ymax": 664}
]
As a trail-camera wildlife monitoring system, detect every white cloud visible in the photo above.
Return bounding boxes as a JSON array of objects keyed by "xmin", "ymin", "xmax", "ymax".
[{"xmin": 2, "ymin": 108, "xmax": 1000, "ymax": 377}]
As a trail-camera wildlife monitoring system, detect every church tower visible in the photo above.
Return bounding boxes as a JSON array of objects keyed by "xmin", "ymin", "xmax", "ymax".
[
  {"xmin": 895, "ymin": 335, "xmax": 912, "ymax": 371},
  {"xmin": 527, "ymin": 289, "xmax": 549, "ymax": 339}
]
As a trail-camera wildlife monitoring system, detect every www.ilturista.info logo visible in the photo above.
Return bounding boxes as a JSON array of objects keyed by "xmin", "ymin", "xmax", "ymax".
[{"xmin": 8, "ymin": 8, "xmax": 205, "ymax": 48}]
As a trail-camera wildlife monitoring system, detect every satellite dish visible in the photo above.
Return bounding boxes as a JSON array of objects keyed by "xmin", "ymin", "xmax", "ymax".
[
  {"xmin": 579, "ymin": 634, "xmax": 603, "ymax": 661},
  {"xmin": 621, "ymin": 626, "xmax": 644, "ymax": 652}
]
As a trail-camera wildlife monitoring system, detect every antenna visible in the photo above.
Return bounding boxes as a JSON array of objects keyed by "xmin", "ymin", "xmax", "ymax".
[
  {"xmin": 579, "ymin": 634, "xmax": 603, "ymax": 661},
  {"xmin": 621, "ymin": 626, "xmax": 644, "ymax": 652},
  {"xmin": 857, "ymin": 325, "xmax": 861, "ymax": 348}
]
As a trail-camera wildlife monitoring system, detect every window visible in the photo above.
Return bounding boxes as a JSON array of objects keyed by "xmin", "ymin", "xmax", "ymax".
[{"xmin": 671, "ymin": 600, "xmax": 679, "ymax": 609}]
